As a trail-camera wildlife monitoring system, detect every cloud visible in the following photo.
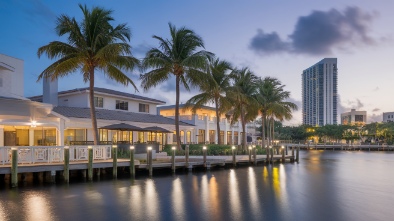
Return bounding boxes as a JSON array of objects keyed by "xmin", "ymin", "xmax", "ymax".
[
  {"xmin": 373, "ymin": 86, "xmax": 379, "ymax": 91},
  {"xmin": 344, "ymin": 98, "xmax": 364, "ymax": 110},
  {"xmin": 368, "ymin": 113, "xmax": 382, "ymax": 123},
  {"xmin": 132, "ymin": 43, "xmax": 152, "ymax": 58},
  {"xmin": 250, "ymin": 6, "xmax": 376, "ymax": 55},
  {"xmin": 249, "ymin": 30, "xmax": 290, "ymax": 54},
  {"xmin": 19, "ymin": 0, "xmax": 56, "ymax": 26},
  {"xmin": 372, "ymin": 108, "xmax": 380, "ymax": 112}
]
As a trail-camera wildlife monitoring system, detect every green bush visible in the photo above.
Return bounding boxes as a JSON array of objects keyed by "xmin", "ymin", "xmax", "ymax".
[{"xmin": 162, "ymin": 144, "xmax": 267, "ymax": 156}]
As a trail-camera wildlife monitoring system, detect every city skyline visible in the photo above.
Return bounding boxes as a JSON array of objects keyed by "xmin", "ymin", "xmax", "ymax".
[{"xmin": 1, "ymin": 0, "xmax": 393, "ymax": 125}]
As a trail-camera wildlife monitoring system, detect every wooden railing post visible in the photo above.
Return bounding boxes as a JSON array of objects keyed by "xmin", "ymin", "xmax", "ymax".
[
  {"xmin": 130, "ymin": 145, "xmax": 135, "ymax": 178},
  {"xmin": 64, "ymin": 146, "xmax": 70, "ymax": 183},
  {"xmin": 88, "ymin": 146, "xmax": 93, "ymax": 181},
  {"xmin": 11, "ymin": 147, "xmax": 18, "ymax": 188}
]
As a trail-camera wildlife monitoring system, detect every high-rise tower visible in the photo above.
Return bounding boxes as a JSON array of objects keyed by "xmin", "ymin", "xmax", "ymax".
[{"xmin": 302, "ymin": 58, "xmax": 338, "ymax": 126}]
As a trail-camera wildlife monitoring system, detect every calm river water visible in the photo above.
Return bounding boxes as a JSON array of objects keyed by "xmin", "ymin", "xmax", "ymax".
[{"xmin": 1, "ymin": 150, "xmax": 394, "ymax": 221}]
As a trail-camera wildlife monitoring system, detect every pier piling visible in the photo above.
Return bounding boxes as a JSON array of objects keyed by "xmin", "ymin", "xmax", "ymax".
[
  {"xmin": 88, "ymin": 146, "xmax": 93, "ymax": 181},
  {"xmin": 11, "ymin": 147, "xmax": 18, "ymax": 188},
  {"xmin": 130, "ymin": 145, "xmax": 135, "ymax": 178},
  {"xmin": 185, "ymin": 145, "xmax": 189, "ymax": 168},
  {"xmin": 112, "ymin": 145, "xmax": 118, "ymax": 178},
  {"xmin": 282, "ymin": 147, "xmax": 285, "ymax": 163},
  {"xmin": 171, "ymin": 146, "xmax": 176, "ymax": 173},
  {"xmin": 296, "ymin": 145, "xmax": 300, "ymax": 163},
  {"xmin": 203, "ymin": 146, "xmax": 207, "ymax": 167},
  {"xmin": 148, "ymin": 146, "xmax": 153, "ymax": 177},
  {"xmin": 232, "ymin": 146, "xmax": 236, "ymax": 167},
  {"xmin": 64, "ymin": 146, "xmax": 70, "ymax": 183}
]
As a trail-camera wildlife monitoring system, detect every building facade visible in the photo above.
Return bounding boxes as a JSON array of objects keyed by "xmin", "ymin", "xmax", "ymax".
[
  {"xmin": 302, "ymin": 58, "xmax": 338, "ymax": 126},
  {"xmin": 341, "ymin": 109, "xmax": 367, "ymax": 126},
  {"xmin": 158, "ymin": 105, "xmax": 258, "ymax": 145},
  {"xmin": 383, "ymin": 112, "xmax": 394, "ymax": 123}
]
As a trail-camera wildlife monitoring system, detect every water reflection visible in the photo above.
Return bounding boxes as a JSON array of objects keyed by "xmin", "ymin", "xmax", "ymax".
[
  {"xmin": 145, "ymin": 179, "xmax": 160, "ymax": 220},
  {"xmin": 247, "ymin": 167, "xmax": 261, "ymax": 218},
  {"xmin": 0, "ymin": 202, "xmax": 8, "ymax": 221},
  {"xmin": 172, "ymin": 178, "xmax": 185, "ymax": 219},
  {"xmin": 23, "ymin": 193, "xmax": 56, "ymax": 221},
  {"xmin": 208, "ymin": 175, "xmax": 220, "ymax": 220},
  {"xmin": 229, "ymin": 169, "xmax": 242, "ymax": 220}
]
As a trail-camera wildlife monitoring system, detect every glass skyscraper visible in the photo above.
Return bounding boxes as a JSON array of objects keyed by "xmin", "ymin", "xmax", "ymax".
[{"xmin": 302, "ymin": 58, "xmax": 338, "ymax": 126}]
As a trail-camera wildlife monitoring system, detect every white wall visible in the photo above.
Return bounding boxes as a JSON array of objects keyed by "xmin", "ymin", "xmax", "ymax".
[
  {"xmin": 58, "ymin": 93, "xmax": 89, "ymax": 107},
  {"xmin": 0, "ymin": 54, "xmax": 24, "ymax": 98}
]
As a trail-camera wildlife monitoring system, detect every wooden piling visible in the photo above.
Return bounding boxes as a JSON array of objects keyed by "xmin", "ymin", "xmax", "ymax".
[
  {"xmin": 296, "ymin": 145, "xmax": 300, "ymax": 163},
  {"xmin": 130, "ymin": 146, "xmax": 135, "ymax": 178},
  {"xmin": 171, "ymin": 147, "xmax": 176, "ymax": 173},
  {"xmin": 88, "ymin": 146, "xmax": 93, "ymax": 181},
  {"xmin": 270, "ymin": 147, "xmax": 273, "ymax": 164},
  {"xmin": 203, "ymin": 146, "xmax": 207, "ymax": 167},
  {"xmin": 112, "ymin": 145, "xmax": 118, "ymax": 178},
  {"xmin": 253, "ymin": 146, "xmax": 257, "ymax": 165},
  {"xmin": 64, "ymin": 146, "xmax": 70, "ymax": 183},
  {"xmin": 148, "ymin": 147, "xmax": 153, "ymax": 177},
  {"xmin": 248, "ymin": 146, "xmax": 252, "ymax": 164},
  {"xmin": 232, "ymin": 146, "xmax": 236, "ymax": 167},
  {"xmin": 266, "ymin": 146, "xmax": 270, "ymax": 164},
  {"xmin": 185, "ymin": 145, "xmax": 189, "ymax": 167},
  {"xmin": 282, "ymin": 147, "xmax": 285, "ymax": 163},
  {"xmin": 11, "ymin": 147, "xmax": 18, "ymax": 188}
]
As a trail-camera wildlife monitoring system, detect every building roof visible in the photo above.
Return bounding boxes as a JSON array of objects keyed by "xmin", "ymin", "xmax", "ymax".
[
  {"xmin": 52, "ymin": 106, "xmax": 194, "ymax": 126},
  {"xmin": 29, "ymin": 87, "xmax": 166, "ymax": 104},
  {"xmin": 157, "ymin": 104, "xmax": 216, "ymax": 111}
]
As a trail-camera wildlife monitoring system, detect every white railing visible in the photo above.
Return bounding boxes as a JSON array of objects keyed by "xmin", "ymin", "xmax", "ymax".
[{"xmin": 0, "ymin": 145, "xmax": 112, "ymax": 165}]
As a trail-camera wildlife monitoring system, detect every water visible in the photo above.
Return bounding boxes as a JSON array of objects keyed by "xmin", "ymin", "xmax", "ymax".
[{"xmin": 1, "ymin": 151, "xmax": 394, "ymax": 221}]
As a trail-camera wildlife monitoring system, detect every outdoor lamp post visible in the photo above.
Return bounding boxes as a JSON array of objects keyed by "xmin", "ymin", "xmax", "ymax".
[{"xmin": 130, "ymin": 145, "xmax": 135, "ymax": 178}]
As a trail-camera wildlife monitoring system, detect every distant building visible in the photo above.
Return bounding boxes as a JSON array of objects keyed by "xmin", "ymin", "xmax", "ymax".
[
  {"xmin": 341, "ymin": 109, "xmax": 367, "ymax": 126},
  {"xmin": 302, "ymin": 58, "xmax": 338, "ymax": 126},
  {"xmin": 383, "ymin": 112, "xmax": 394, "ymax": 123}
]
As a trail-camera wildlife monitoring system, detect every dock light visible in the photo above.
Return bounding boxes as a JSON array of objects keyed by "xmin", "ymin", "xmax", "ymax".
[
  {"xmin": 248, "ymin": 146, "xmax": 252, "ymax": 150},
  {"xmin": 147, "ymin": 146, "xmax": 152, "ymax": 151},
  {"xmin": 112, "ymin": 145, "xmax": 117, "ymax": 148},
  {"xmin": 88, "ymin": 145, "xmax": 93, "ymax": 149},
  {"xmin": 203, "ymin": 146, "xmax": 207, "ymax": 150},
  {"xmin": 172, "ymin": 146, "xmax": 176, "ymax": 150},
  {"xmin": 30, "ymin": 120, "xmax": 37, "ymax": 128},
  {"xmin": 232, "ymin": 146, "xmax": 236, "ymax": 150},
  {"xmin": 252, "ymin": 145, "xmax": 256, "ymax": 148},
  {"xmin": 64, "ymin": 146, "xmax": 69, "ymax": 149},
  {"xmin": 130, "ymin": 145, "xmax": 135, "ymax": 150},
  {"xmin": 281, "ymin": 146, "xmax": 284, "ymax": 149},
  {"xmin": 11, "ymin": 147, "xmax": 18, "ymax": 150},
  {"xmin": 269, "ymin": 146, "xmax": 272, "ymax": 148}
]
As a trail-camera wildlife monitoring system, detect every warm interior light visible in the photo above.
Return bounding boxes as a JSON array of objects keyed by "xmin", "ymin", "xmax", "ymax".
[
  {"xmin": 30, "ymin": 121, "xmax": 37, "ymax": 128},
  {"xmin": 130, "ymin": 145, "xmax": 135, "ymax": 150}
]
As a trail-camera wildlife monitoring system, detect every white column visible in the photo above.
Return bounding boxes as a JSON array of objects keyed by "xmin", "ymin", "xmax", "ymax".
[
  {"xmin": 0, "ymin": 125, "xmax": 4, "ymax": 146},
  {"xmin": 29, "ymin": 128, "xmax": 34, "ymax": 146},
  {"xmin": 238, "ymin": 121, "xmax": 242, "ymax": 145},
  {"xmin": 224, "ymin": 119, "xmax": 228, "ymax": 145},
  {"xmin": 57, "ymin": 119, "xmax": 65, "ymax": 146},
  {"xmin": 205, "ymin": 116, "xmax": 209, "ymax": 144}
]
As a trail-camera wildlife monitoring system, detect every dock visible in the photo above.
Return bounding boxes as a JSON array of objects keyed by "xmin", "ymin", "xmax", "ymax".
[{"xmin": 0, "ymin": 145, "xmax": 297, "ymax": 187}]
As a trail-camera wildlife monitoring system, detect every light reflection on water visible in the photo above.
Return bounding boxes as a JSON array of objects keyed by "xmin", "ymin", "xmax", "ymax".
[{"xmin": 0, "ymin": 151, "xmax": 394, "ymax": 221}]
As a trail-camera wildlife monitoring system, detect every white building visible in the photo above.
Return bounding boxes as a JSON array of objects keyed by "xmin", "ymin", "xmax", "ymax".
[
  {"xmin": 0, "ymin": 54, "xmax": 194, "ymax": 151},
  {"xmin": 302, "ymin": 58, "xmax": 338, "ymax": 126},
  {"xmin": 341, "ymin": 109, "xmax": 367, "ymax": 125},
  {"xmin": 383, "ymin": 112, "xmax": 394, "ymax": 123},
  {"xmin": 158, "ymin": 104, "xmax": 258, "ymax": 145}
]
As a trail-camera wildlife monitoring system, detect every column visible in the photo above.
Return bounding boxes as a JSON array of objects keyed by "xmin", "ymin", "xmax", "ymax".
[
  {"xmin": 0, "ymin": 126, "xmax": 4, "ymax": 146},
  {"xmin": 224, "ymin": 119, "xmax": 228, "ymax": 145},
  {"xmin": 57, "ymin": 119, "xmax": 65, "ymax": 146},
  {"xmin": 29, "ymin": 128, "xmax": 34, "ymax": 146}
]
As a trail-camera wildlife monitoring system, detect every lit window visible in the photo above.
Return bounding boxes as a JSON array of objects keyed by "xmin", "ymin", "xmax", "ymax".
[
  {"xmin": 94, "ymin": 97, "xmax": 103, "ymax": 108},
  {"xmin": 116, "ymin": 100, "xmax": 128, "ymax": 110},
  {"xmin": 139, "ymin": 103, "xmax": 149, "ymax": 113}
]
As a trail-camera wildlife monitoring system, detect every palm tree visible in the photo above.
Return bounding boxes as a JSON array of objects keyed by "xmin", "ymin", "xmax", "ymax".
[
  {"xmin": 185, "ymin": 58, "xmax": 233, "ymax": 144},
  {"xmin": 256, "ymin": 77, "xmax": 297, "ymax": 148},
  {"xmin": 141, "ymin": 23, "xmax": 212, "ymax": 149},
  {"xmin": 228, "ymin": 68, "xmax": 259, "ymax": 149},
  {"xmin": 37, "ymin": 4, "xmax": 139, "ymax": 145}
]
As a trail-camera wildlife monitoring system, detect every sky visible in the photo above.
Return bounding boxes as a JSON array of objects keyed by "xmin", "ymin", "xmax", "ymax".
[{"xmin": 1, "ymin": 0, "xmax": 394, "ymax": 125}]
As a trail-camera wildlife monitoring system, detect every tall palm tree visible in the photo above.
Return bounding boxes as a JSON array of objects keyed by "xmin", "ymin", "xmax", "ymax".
[
  {"xmin": 228, "ymin": 68, "xmax": 259, "ymax": 149},
  {"xmin": 256, "ymin": 77, "xmax": 297, "ymax": 148},
  {"xmin": 185, "ymin": 58, "xmax": 233, "ymax": 144},
  {"xmin": 37, "ymin": 4, "xmax": 139, "ymax": 145},
  {"xmin": 141, "ymin": 23, "xmax": 212, "ymax": 149}
]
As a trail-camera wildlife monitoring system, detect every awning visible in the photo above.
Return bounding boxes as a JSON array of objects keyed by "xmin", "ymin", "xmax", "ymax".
[
  {"xmin": 143, "ymin": 126, "xmax": 172, "ymax": 133},
  {"xmin": 100, "ymin": 123, "xmax": 146, "ymax": 131}
]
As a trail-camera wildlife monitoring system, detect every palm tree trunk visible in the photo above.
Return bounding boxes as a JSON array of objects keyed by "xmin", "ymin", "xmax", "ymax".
[
  {"xmin": 215, "ymin": 97, "xmax": 221, "ymax": 144},
  {"xmin": 175, "ymin": 75, "xmax": 181, "ymax": 150},
  {"xmin": 89, "ymin": 69, "xmax": 99, "ymax": 145},
  {"xmin": 262, "ymin": 113, "xmax": 268, "ymax": 158},
  {"xmin": 271, "ymin": 117, "xmax": 275, "ymax": 144},
  {"xmin": 241, "ymin": 107, "xmax": 246, "ymax": 150}
]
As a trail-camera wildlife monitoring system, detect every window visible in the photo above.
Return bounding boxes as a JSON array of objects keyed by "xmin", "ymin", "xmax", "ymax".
[
  {"xmin": 116, "ymin": 100, "xmax": 128, "ymax": 110},
  {"xmin": 139, "ymin": 103, "xmax": 149, "ymax": 113},
  {"xmin": 94, "ymin": 97, "xmax": 103, "ymax": 108}
]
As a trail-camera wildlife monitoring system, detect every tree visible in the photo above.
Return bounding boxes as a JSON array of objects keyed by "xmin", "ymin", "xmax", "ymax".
[
  {"xmin": 37, "ymin": 4, "xmax": 139, "ymax": 145},
  {"xmin": 141, "ymin": 23, "xmax": 212, "ymax": 149},
  {"xmin": 185, "ymin": 58, "xmax": 232, "ymax": 144},
  {"xmin": 228, "ymin": 68, "xmax": 259, "ymax": 149}
]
